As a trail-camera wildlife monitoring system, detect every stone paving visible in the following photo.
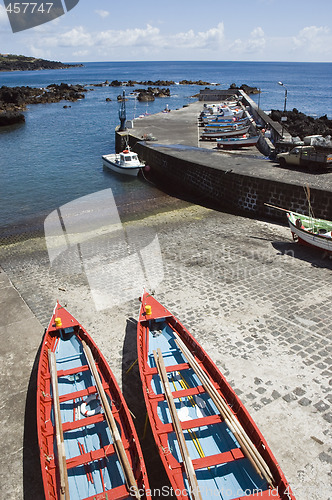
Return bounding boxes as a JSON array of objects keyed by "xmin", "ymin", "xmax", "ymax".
[{"xmin": 0, "ymin": 203, "xmax": 331, "ymax": 499}]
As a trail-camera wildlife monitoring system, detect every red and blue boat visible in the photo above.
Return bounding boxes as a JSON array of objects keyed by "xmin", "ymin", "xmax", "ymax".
[
  {"xmin": 37, "ymin": 303, "xmax": 149, "ymax": 499},
  {"xmin": 137, "ymin": 291, "xmax": 295, "ymax": 500}
]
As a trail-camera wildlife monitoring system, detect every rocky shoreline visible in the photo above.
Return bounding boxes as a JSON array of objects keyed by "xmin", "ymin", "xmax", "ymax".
[
  {"xmin": 270, "ymin": 108, "xmax": 332, "ymax": 140},
  {"xmin": 91, "ymin": 79, "xmax": 217, "ymax": 87},
  {"xmin": 0, "ymin": 83, "xmax": 87, "ymax": 126}
]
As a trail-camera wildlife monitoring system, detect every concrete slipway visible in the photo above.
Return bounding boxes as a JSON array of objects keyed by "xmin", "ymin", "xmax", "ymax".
[{"xmin": 0, "ymin": 101, "xmax": 331, "ymax": 499}]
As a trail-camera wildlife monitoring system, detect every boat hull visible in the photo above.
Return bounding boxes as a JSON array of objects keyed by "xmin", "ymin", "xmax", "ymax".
[
  {"xmin": 137, "ymin": 292, "xmax": 295, "ymax": 500},
  {"xmin": 37, "ymin": 303, "xmax": 149, "ymax": 500},
  {"xmin": 217, "ymin": 135, "xmax": 259, "ymax": 148},
  {"xmin": 201, "ymin": 125, "xmax": 250, "ymax": 139},
  {"xmin": 287, "ymin": 212, "xmax": 332, "ymax": 253}
]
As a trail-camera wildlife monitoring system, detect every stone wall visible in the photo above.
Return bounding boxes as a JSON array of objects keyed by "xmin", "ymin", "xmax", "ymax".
[{"xmin": 131, "ymin": 140, "xmax": 332, "ymax": 221}]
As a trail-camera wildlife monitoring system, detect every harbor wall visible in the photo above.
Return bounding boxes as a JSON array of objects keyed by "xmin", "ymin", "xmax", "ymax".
[
  {"xmin": 137, "ymin": 144, "xmax": 332, "ymax": 220},
  {"xmin": 116, "ymin": 131, "xmax": 332, "ymax": 221}
]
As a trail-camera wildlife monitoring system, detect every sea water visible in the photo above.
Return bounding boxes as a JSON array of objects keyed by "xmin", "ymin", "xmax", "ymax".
[{"xmin": 0, "ymin": 61, "xmax": 331, "ymax": 232}]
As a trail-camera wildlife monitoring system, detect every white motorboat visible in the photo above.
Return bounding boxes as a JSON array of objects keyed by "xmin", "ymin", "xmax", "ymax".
[
  {"xmin": 217, "ymin": 134, "xmax": 259, "ymax": 148},
  {"xmin": 201, "ymin": 124, "xmax": 250, "ymax": 140},
  {"xmin": 102, "ymin": 147, "xmax": 145, "ymax": 176}
]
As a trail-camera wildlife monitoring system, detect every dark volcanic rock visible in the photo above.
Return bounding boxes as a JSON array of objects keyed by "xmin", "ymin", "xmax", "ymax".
[
  {"xmin": 270, "ymin": 108, "xmax": 332, "ymax": 139},
  {"xmin": 110, "ymin": 80, "xmax": 122, "ymax": 87},
  {"xmin": 229, "ymin": 83, "xmax": 260, "ymax": 94},
  {"xmin": 137, "ymin": 87, "xmax": 171, "ymax": 101},
  {"xmin": 137, "ymin": 80, "xmax": 175, "ymax": 86},
  {"xmin": 0, "ymin": 83, "xmax": 86, "ymax": 126},
  {"xmin": 0, "ymin": 110, "xmax": 25, "ymax": 126},
  {"xmin": 137, "ymin": 92, "xmax": 155, "ymax": 102},
  {"xmin": 179, "ymin": 79, "xmax": 212, "ymax": 85}
]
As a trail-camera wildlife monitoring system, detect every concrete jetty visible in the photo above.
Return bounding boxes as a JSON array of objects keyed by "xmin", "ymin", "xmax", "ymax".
[{"xmin": 117, "ymin": 97, "xmax": 332, "ymax": 220}]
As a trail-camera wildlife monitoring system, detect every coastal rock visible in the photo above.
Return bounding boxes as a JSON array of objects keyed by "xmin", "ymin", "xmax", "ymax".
[
  {"xmin": 137, "ymin": 92, "xmax": 155, "ymax": 102},
  {"xmin": 137, "ymin": 80, "xmax": 175, "ymax": 86},
  {"xmin": 0, "ymin": 83, "xmax": 87, "ymax": 126},
  {"xmin": 179, "ymin": 79, "xmax": 212, "ymax": 85},
  {"xmin": 270, "ymin": 108, "xmax": 332, "ymax": 139},
  {"xmin": 110, "ymin": 80, "xmax": 122, "ymax": 87},
  {"xmin": 0, "ymin": 110, "xmax": 25, "ymax": 126},
  {"xmin": 137, "ymin": 87, "xmax": 170, "ymax": 97},
  {"xmin": 229, "ymin": 83, "xmax": 260, "ymax": 94}
]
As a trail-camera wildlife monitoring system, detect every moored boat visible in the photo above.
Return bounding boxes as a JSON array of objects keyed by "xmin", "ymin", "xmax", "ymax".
[
  {"xmin": 102, "ymin": 147, "xmax": 145, "ymax": 176},
  {"xmin": 137, "ymin": 291, "xmax": 295, "ymax": 500},
  {"xmin": 37, "ymin": 302, "xmax": 149, "ymax": 500},
  {"xmin": 201, "ymin": 115, "xmax": 238, "ymax": 124},
  {"xmin": 201, "ymin": 124, "xmax": 250, "ymax": 140},
  {"xmin": 204, "ymin": 117, "xmax": 249, "ymax": 128},
  {"xmin": 200, "ymin": 105, "xmax": 244, "ymax": 120},
  {"xmin": 217, "ymin": 134, "xmax": 259, "ymax": 149}
]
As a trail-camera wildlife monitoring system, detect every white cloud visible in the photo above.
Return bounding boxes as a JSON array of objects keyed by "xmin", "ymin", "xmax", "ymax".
[
  {"xmin": 58, "ymin": 26, "xmax": 95, "ymax": 47},
  {"xmin": 26, "ymin": 23, "xmax": 226, "ymax": 56},
  {"xmin": 172, "ymin": 22, "xmax": 224, "ymax": 50},
  {"xmin": 97, "ymin": 24, "xmax": 161, "ymax": 48},
  {"xmin": 95, "ymin": 10, "xmax": 109, "ymax": 19},
  {"xmin": 292, "ymin": 25, "xmax": 331, "ymax": 53},
  {"xmin": 27, "ymin": 45, "xmax": 52, "ymax": 59},
  {"xmin": 247, "ymin": 26, "xmax": 266, "ymax": 52},
  {"xmin": 229, "ymin": 26, "xmax": 266, "ymax": 55},
  {"xmin": 15, "ymin": 21, "xmax": 332, "ymax": 63}
]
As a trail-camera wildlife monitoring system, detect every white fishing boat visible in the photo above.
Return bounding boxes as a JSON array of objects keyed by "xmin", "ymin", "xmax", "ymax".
[
  {"xmin": 102, "ymin": 147, "xmax": 145, "ymax": 176},
  {"xmin": 217, "ymin": 134, "xmax": 259, "ymax": 148},
  {"xmin": 201, "ymin": 124, "xmax": 250, "ymax": 140},
  {"xmin": 204, "ymin": 117, "xmax": 249, "ymax": 128},
  {"xmin": 201, "ymin": 105, "xmax": 244, "ymax": 120}
]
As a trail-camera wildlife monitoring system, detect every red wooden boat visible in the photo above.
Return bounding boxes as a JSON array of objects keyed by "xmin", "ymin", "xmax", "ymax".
[
  {"xmin": 37, "ymin": 303, "xmax": 149, "ymax": 499},
  {"xmin": 137, "ymin": 291, "xmax": 295, "ymax": 500}
]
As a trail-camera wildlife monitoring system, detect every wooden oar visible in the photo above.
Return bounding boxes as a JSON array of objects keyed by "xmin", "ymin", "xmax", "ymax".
[
  {"xmin": 81, "ymin": 340, "xmax": 141, "ymax": 499},
  {"xmin": 172, "ymin": 335, "xmax": 275, "ymax": 487},
  {"xmin": 153, "ymin": 348, "xmax": 203, "ymax": 500},
  {"xmin": 48, "ymin": 350, "xmax": 70, "ymax": 500}
]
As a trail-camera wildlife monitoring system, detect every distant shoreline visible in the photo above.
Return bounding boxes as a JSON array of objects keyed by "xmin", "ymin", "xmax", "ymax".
[{"xmin": 0, "ymin": 54, "xmax": 83, "ymax": 72}]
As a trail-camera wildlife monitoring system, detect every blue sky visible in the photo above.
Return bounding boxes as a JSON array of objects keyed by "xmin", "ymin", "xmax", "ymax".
[{"xmin": 1, "ymin": 0, "xmax": 332, "ymax": 62}]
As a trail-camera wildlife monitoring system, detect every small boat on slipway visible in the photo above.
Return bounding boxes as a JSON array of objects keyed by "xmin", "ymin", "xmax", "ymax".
[
  {"xmin": 217, "ymin": 134, "xmax": 259, "ymax": 149},
  {"xmin": 37, "ymin": 303, "xmax": 149, "ymax": 500},
  {"xmin": 265, "ymin": 203, "xmax": 332, "ymax": 254},
  {"xmin": 102, "ymin": 147, "xmax": 145, "ymax": 176},
  {"xmin": 287, "ymin": 211, "xmax": 332, "ymax": 252},
  {"xmin": 137, "ymin": 291, "xmax": 295, "ymax": 500}
]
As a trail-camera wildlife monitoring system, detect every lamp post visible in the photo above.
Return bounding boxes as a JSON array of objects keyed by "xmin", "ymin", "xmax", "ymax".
[{"xmin": 277, "ymin": 81, "xmax": 288, "ymax": 139}]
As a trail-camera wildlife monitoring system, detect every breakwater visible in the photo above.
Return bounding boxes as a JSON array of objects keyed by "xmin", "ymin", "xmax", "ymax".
[{"xmin": 116, "ymin": 97, "xmax": 332, "ymax": 221}]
